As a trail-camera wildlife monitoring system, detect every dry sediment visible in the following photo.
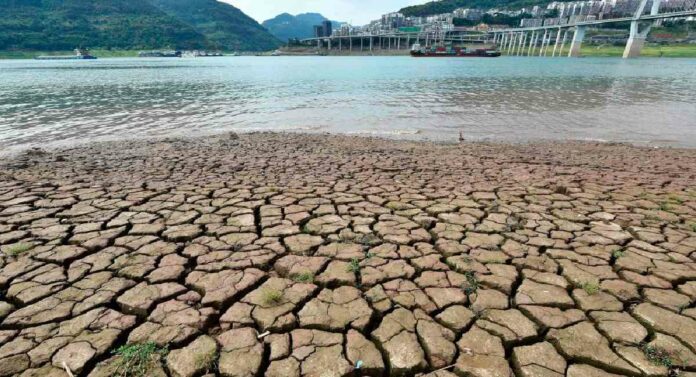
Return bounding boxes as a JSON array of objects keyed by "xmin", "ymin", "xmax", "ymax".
[{"xmin": 0, "ymin": 132, "xmax": 695, "ymax": 377}]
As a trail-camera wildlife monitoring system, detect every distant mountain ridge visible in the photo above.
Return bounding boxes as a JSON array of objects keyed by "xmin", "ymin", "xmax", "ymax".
[
  {"xmin": 263, "ymin": 13, "xmax": 341, "ymax": 41},
  {"xmin": 0, "ymin": 0, "xmax": 282, "ymax": 52},
  {"xmin": 400, "ymin": 0, "xmax": 553, "ymax": 17}
]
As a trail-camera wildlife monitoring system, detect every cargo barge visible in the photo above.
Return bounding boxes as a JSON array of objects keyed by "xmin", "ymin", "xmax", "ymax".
[
  {"xmin": 410, "ymin": 43, "xmax": 501, "ymax": 58},
  {"xmin": 35, "ymin": 48, "xmax": 97, "ymax": 60}
]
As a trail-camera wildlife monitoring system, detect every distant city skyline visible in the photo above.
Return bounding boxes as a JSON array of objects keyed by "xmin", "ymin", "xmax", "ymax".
[{"xmin": 225, "ymin": 0, "xmax": 425, "ymax": 25}]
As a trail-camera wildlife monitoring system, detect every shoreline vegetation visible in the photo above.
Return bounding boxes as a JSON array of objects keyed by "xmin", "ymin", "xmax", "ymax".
[{"xmin": 1, "ymin": 43, "xmax": 696, "ymax": 59}]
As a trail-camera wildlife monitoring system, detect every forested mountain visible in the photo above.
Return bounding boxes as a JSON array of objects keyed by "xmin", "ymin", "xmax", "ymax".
[
  {"xmin": 262, "ymin": 13, "xmax": 341, "ymax": 41},
  {"xmin": 400, "ymin": 0, "xmax": 553, "ymax": 17},
  {"xmin": 149, "ymin": 0, "xmax": 281, "ymax": 51},
  {"xmin": 0, "ymin": 0, "xmax": 281, "ymax": 52}
]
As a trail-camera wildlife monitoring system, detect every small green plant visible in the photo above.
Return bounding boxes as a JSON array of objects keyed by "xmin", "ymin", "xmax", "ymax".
[
  {"xmin": 463, "ymin": 271, "xmax": 479, "ymax": 296},
  {"xmin": 292, "ymin": 272, "xmax": 314, "ymax": 283},
  {"xmin": 659, "ymin": 202, "xmax": 672, "ymax": 212},
  {"xmin": 690, "ymin": 223, "xmax": 696, "ymax": 233},
  {"xmin": 5, "ymin": 242, "xmax": 32, "ymax": 256},
  {"xmin": 112, "ymin": 342, "xmax": 168, "ymax": 377},
  {"xmin": 365, "ymin": 251, "xmax": 375, "ymax": 259},
  {"xmin": 347, "ymin": 258, "xmax": 361, "ymax": 273},
  {"xmin": 261, "ymin": 288, "xmax": 283, "ymax": 305},
  {"xmin": 581, "ymin": 282, "xmax": 600, "ymax": 295},
  {"xmin": 612, "ymin": 248, "xmax": 625, "ymax": 259},
  {"xmin": 641, "ymin": 344, "xmax": 674, "ymax": 368}
]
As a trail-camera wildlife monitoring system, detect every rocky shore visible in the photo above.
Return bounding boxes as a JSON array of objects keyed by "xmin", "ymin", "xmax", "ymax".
[{"xmin": 0, "ymin": 132, "xmax": 695, "ymax": 377}]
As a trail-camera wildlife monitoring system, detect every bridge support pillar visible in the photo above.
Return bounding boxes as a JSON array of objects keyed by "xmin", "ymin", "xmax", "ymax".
[
  {"xmin": 552, "ymin": 28, "xmax": 562, "ymax": 56},
  {"xmin": 370, "ymin": 37, "xmax": 373, "ymax": 52},
  {"xmin": 527, "ymin": 31, "xmax": 536, "ymax": 56},
  {"xmin": 507, "ymin": 33, "xmax": 516, "ymax": 54},
  {"xmin": 560, "ymin": 29, "xmax": 568, "ymax": 56},
  {"xmin": 623, "ymin": 21, "xmax": 650, "ymax": 58},
  {"xmin": 519, "ymin": 33, "xmax": 527, "ymax": 56},
  {"xmin": 539, "ymin": 29, "xmax": 548, "ymax": 56},
  {"xmin": 568, "ymin": 26, "xmax": 585, "ymax": 57},
  {"xmin": 623, "ymin": 0, "xmax": 661, "ymax": 59}
]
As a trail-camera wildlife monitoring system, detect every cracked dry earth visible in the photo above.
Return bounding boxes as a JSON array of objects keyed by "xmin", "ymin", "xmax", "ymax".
[{"xmin": 0, "ymin": 132, "xmax": 695, "ymax": 377}]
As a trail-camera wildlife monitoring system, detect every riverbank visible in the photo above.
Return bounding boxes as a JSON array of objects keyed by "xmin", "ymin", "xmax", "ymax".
[
  {"xmin": 0, "ymin": 49, "xmax": 140, "ymax": 59},
  {"xmin": 3, "ymin": 42, "xmax": 696, "ymax": 59},
  {"xmin": 0, "ymin": 132, "xmax": 695, "ymax": 377},
  {"xmin": 278, "ymin": 43, "xmax": 696, "ymax": 57},
  {"xmin": 580, "ymin": 42, "xmax": 696, "ymax": 57}
]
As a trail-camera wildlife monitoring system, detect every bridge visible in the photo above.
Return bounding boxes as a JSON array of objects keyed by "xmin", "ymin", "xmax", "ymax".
[
  {"xmin": 300, "ymin": 0, "xmax": 695, "ymax": 58},
  {"xmin": 492, "ymin": 0, "xmax": 696, "ymax": 58}
]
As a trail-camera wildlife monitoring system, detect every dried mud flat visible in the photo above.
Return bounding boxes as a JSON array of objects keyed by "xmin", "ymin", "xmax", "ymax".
[{"xmin": 0, "ymin": 132, "xmax": 695, "ymax": 377}]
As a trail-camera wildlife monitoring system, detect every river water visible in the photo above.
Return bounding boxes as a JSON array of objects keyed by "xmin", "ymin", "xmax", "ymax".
[{"xmin": 1, "ymin": 56, "xmax": 695, "ymax": 151}]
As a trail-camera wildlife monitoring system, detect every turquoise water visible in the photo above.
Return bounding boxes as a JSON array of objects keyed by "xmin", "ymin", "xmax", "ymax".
[{"xmin": 1, "ymin": 56, "xmax": 695, "ymax": 151}]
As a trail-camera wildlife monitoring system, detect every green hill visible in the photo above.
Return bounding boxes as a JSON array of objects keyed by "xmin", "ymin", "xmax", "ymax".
[
  {"xmin": 0, "ymin": 0, "xmax": 281, "ymax": 52},
  {"xmin": 400, "ymin": 0, "xmax": 552, "ymax": 17},
  {"xmin": 149, "ymin": 0, "xmax": 281, "ymax": 51},
  {"xmin": 262, "ymin": 13, "xmax": 341, "ymax": 41}
]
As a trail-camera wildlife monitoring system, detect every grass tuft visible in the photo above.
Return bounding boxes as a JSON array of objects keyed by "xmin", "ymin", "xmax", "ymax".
[
  {"xmin": 463, "ymin": 271, "xmax": 479, "ymax": 296},
  {"xmin": 581, "ymin": 282, "xmax": 600, "ymax": 295},
  {"xmin": 667, "ymin": 194, "xmax": 684, "ymax": 204},
  {"xmin": 261, "ymin": 288, "xmax": 283, "ymax": 306},
  {"xmin": 611, "ymin": 248, "xmax": 625, "ymax": 259},
  {"xmin": 112, "ymin": 342, "xmax": 168, "ymax": 377},
  {"xmin": 347, "ymin": 258, "xmax": 361, "ymax": 273},
  {"xmin": 5, "ymin": 242, "xmax": 33, "ymax": 256},
  {"xmin": 554, "ymin": 185, "xmax": 569, "ymax": 195},
  {"xmin": 291, "ymin": 272, "xmax": 314, "ymax": 284},
  {"xmin": 358, "ymin": 233, "xmax": 381, "ymax": 246},
  {"xmin": 194, "ymin": 349, "xmax": 218, "ymax": 374},
  {"xmin": 641, "ymin": 344, "xmax": 674, "ymax": 368}
]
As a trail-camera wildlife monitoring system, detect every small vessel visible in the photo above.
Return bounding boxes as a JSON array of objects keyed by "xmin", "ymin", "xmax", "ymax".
[
  {"xmin": 35, "ymin": 48, "xmax": 97, "ymax": 60},
  {"xmin": 138, "ymin": 50, "xmax": 182, "ymax": 58},
  {"xmin": 410, "ymin": 43, "xmax": 501, "ymax": 58}
]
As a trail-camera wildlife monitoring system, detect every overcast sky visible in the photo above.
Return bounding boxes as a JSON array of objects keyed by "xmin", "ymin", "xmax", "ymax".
[{"xmin": 225, "ymin": 0, "xmax": 426, "ymax": 25}]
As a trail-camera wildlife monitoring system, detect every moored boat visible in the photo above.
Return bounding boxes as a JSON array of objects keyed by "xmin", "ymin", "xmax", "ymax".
[
  {"xmin": 36, "ymin": 48, "xmax": 97, "ymax": 60},
  {"xmin": 138, "ymin": 50, "xmax": 182, "ymax": 58},
  {"xmin": 410, "ymin": 43, "xmax": 501, "ymax": 58}
]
